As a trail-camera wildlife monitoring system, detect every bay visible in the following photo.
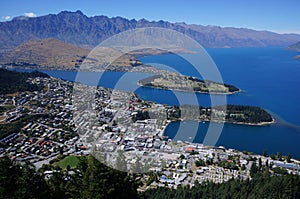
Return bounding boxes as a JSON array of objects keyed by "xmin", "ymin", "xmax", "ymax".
[
  {"xmin": 141, "ymin": 48, "xmax": 300, "ymax": 158},
  {"xmin": 16, "ymin": 47, "xmax": 300, "ymax": 159}
]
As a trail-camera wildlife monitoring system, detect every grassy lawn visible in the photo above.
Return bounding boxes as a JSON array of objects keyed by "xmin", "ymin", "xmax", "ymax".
[{"xmin": 54, "ymin": 155, "xmax": 82, "ymax": 169}]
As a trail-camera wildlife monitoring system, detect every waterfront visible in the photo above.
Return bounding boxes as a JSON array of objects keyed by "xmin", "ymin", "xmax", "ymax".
[
  {"xmin": 15, "ymin": 47, "xmax": 300, "ymax": 159},
  {"xmin": 140, "ymin": 47, "xmax": 300, "ymax": 158}
]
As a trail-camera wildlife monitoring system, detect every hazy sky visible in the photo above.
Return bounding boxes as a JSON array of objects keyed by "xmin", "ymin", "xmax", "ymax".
[{"xmin": 1, "ymin": 0, "xmax": 299, "ymax": 34}]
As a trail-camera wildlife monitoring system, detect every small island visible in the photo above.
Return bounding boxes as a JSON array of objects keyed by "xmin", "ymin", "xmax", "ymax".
[{"xmin": 139, "ymin": 73, "xmax": 239, "ymax": 94}]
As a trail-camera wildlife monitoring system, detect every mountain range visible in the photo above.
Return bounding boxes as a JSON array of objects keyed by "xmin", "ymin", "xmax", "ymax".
[{"xmin": 1, "ymin": 10, "xmax": 300, "ymax": 52}]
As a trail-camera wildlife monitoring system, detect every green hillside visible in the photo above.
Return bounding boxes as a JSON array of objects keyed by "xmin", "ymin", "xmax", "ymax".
[{"xmin": 0, "ymin": 69, "xmax": 48, "ymax": 94}]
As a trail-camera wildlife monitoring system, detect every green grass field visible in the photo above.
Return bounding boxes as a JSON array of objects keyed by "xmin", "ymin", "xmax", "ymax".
[{"xmin": 54, "ymin": 155, "xmax": 82, "ymax": 169}]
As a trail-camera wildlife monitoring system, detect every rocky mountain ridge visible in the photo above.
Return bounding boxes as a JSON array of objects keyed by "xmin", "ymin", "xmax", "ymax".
[{"xmin": 1, "ymin": 10, "xmax": 300, "ymax": 51}]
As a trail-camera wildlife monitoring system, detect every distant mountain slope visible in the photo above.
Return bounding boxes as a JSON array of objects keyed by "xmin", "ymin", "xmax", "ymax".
[
  {"xmin": 287, "ymin": 41, "xmax": 300, "ymax": 59},
  {"xmin": 0, "ymin": 38, "xmax": 89, "ymax": 68},
  {"xmin": 287, "ymin": 41, "xmax": 300, "ymax": 52},
  {"xmin": 0, "ymin": 10, "xmax": 300, "ymax": 51}
]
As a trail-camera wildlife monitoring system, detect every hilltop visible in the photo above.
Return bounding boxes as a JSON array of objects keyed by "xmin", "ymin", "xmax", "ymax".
[
  {"xmin": 0, "ymin": 38, "xmax": 89, "ymax": 69},
  {"xmin": 0, "ymin": 38, "xmax": 151, "ymax": 69}
]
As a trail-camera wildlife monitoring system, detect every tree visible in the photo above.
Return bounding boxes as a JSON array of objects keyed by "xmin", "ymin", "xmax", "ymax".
[
  {"xmin": 47, "ymin": 171, "xmax": 69, "ymax": 198},
  {"xmin": 273, "ymin": 167, "xmax": 288, "ymax": 175},
  {"xmin": 206, "ymin": 159, "xmax": 213, "ymax": 165},
  {"xmin": 270, "ymin": 154, "xmax": 276, "ymax": 160},
  {"xmin": 263, "ymin": 149, "xmax": 268, "ymax": 157},
  {"xmin": 0, "ymin": 156, "xmax": 51, "ymax": 199},
  {"xmin": 140, "ymin": 173, "xmax": 300, "ymax": 199},
  {"xmin": 286, "ymin": 154, "xmax": 292, "ymax": 163},
  {"xmin": 195, "ymin": 159, "xmax": 206, "ymax": 167},
  {"xmin": 258, "ymin": 158, "xmax": 262, "ymax": 168},
  {"xmin": 250, "ymin": 162, "xmax": 258, "ymax": 177},
  {"xmin": 80, "ymin": 155, "xmax": 139, "ymax": 199},
  {"xmin": 241, "ymin": 164, "xmax": 246, "ymax": 171},
  {"xmin": 266, "ymin": 160, "xmax": 269, "ymax": 168},
  {"xmin": 277, "ymin": 152, "xmax": 283, "ymax": 161}
]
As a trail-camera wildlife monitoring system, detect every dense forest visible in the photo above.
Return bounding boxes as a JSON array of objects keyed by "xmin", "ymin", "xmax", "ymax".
[
  {"xmin": 0, "ymin": 155, "xmax": 139, "ymax": 199},
  {"xmin": 0, "ymin": 69, "xmax": 48, "ymax": 95},
  {"xmin": 140, "ymin": 174, "xmax": 300, "ymax": 199},
  {"xmin": 221, "ymin": 104, "xmax": 273, "ymax": 124},
  {"xmin": 168, "ymin": 104, "xmax": 273, "ymax": 124},
  {"xmin": 1, "ymin": 155, "xmax": 300, "ymax": 199}
]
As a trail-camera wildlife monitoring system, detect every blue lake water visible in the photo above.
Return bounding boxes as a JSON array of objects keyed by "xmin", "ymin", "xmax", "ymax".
[
  {"xmin": 141, "ymin": 48, "xmax": 300, "ymax": 158},
  {"xmin": 17, "ymin": 47, "xmax": 300, "ymax": 158}
]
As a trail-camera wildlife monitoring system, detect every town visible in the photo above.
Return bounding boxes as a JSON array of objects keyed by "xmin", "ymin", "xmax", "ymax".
[
  {"xmin": 0, "ymin": 76, "xmax": 79, "ymax": 164},
  {"xmin": 0, "ymin": 75, "xmax": 300, "ymax": 190}
]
